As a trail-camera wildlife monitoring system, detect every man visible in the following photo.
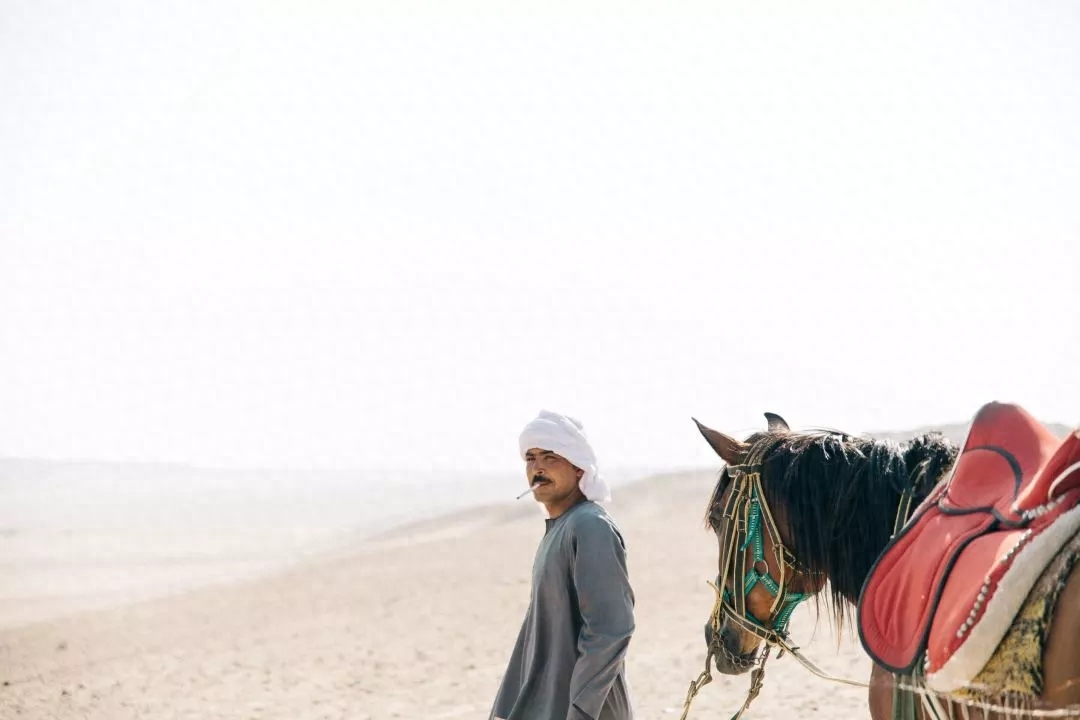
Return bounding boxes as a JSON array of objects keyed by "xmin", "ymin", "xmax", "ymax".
[{"xmin": 489, "ymin": 410, "xmax": 636, "ymax": 720}]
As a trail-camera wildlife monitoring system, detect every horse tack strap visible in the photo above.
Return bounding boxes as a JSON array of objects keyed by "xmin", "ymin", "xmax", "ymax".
[
  {"xmin": 680, "ymin": 580, "xmax": 869, "ymax": 720},
  {"xmin": 772, "ymin": 635, "xmax": 869, "ymax": 688},
  {"xmin": 719, "ymin": 469, "xmax": 807, "ymax": 638},
  {"xmin": 677, "ymin": 651, "xmax": 714, "ymax": 720},
  {"xmin": 727, "ymin": 646, "xmax": 771, "ymax": 720},
  {"xmin": 719, "ymin": 470, "xmax": 750, "ymax": 620},
  {"xmin": 678, "ymin": 644, "xmax": 774, "ymax": 720}
]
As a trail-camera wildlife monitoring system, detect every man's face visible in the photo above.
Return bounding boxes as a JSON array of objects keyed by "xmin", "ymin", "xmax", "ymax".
[{"xmin": 523, "ymin": 448, "xmax": 583, "ymax": 503}]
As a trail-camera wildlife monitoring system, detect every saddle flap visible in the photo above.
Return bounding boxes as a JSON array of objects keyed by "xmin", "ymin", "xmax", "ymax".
[
  {"xmin": 858, "ymin": 506, "xmax": 994, "ymax": 673},
  {"xmin": 924, "ymin": 528, "xmax": 1029, "ymax": 669},
  {"xmin": 858, "ymin": 401, "xmax": 1077, "ymax": 677}
]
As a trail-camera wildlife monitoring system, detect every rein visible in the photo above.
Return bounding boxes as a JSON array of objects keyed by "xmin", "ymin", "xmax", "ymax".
[{"xmin": 677, "ymin": 579, "xmax": 772, "ymax": 720}]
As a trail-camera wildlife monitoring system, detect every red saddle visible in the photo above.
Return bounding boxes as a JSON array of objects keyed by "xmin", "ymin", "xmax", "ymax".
[{"xmin": 858, "ymin": 402, "xmax": 1080, "ymax": 692}]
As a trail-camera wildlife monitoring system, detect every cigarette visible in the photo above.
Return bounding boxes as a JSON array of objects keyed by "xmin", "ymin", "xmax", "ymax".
[{"xmin": 516, "ymin": 482, "xmax": 540, "ymax": 500}]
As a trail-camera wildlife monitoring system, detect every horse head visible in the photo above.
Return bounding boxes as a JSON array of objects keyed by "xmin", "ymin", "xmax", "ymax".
[{"xmin": 693, "ymin": 412, "xmax": 826, "ymax": 675}]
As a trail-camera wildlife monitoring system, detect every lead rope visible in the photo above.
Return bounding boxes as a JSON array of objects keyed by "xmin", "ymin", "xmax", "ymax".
[
  {"xmin": 728, "ymin": 645, "xmax": 771, "ymax": 720},
  {"xmin": 677, "ymin": 649, "xmax": 713, "ymax": 720},
  {"xmin": 677, "ymin": 645, "xmax": 773, "ymax": 720},
  {"xmin": 679, "ymin": 579, "xmax": 778, "ymax": 720},
  {"xmin": 678, "ymin": 579, "xmax": 723, "ymax": 720}
]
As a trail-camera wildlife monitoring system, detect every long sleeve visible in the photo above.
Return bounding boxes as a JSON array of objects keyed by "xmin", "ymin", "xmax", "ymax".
[{"xmin": 566, "ymin": 514, "xmax": 635, "ymax": 720}]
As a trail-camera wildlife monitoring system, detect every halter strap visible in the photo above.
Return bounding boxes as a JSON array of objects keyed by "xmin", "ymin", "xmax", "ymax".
[{"xmin": 717, "ymin": 465, "xmax": 809, "ymax": 642}]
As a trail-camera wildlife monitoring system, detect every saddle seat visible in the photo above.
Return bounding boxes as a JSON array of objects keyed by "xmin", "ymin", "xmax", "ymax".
[{"xmin": 858, "ymin": 402, "xmax": 1080, "ymax": 693}]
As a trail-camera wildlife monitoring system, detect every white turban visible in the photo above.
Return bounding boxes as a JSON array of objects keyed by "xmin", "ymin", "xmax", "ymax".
[{"xmin": 518, "ymin": 409, "xmax": 611, "ymax": 503}]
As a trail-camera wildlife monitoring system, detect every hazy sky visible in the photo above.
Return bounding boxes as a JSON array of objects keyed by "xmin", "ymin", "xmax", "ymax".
[{"xmin": 2, "ymin": 1, "xmax": 1078, "ymax": 474}]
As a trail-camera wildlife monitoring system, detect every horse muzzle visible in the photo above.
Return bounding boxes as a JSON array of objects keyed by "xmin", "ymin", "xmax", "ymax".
[{"xmin": 704, "ymin": 621, "xmax": 759, "ymax": 676}]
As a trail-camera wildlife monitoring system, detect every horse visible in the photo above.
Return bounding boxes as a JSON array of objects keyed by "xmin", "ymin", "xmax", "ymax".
[{"xmin": 690, "ymin": 407, "xmax": 1080, "ymax": 720}]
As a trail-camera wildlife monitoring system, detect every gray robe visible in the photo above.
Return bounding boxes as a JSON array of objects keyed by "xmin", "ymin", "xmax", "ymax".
[{"xmin": 489, "ymin": 500, "xmax": 635, "ymax": 720}]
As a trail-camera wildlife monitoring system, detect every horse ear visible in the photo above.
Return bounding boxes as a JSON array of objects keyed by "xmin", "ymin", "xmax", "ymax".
[
  {"xmin": 692, "ymin": 418, "xmax": 748, "ymax": 465},
  {"xmin": 764, "ymin": 412, "xmax": 790, "ymax": 432}
]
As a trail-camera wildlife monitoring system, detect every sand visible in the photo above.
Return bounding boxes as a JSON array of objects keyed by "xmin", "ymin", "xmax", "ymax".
[{"xmin": 0, "ymin": 470, "xmax": 873, "ymax": 719}]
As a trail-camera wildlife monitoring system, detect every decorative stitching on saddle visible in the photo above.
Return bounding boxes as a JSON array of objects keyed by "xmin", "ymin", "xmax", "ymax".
[
  {"xmin": 956, "ymin": 529, "xmax": 1035, "ymax": 640},
  {"xmin": 1022, "ymin": 496, "xmax": 1068, "ymax": 522}
]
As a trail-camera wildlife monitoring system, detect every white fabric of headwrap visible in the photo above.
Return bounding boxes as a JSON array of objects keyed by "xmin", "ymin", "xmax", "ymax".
[{"xmin": 518, "ymin": 409, "xmax": 611, "ymax": 503}]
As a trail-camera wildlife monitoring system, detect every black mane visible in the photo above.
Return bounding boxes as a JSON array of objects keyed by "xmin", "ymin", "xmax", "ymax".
[{"xmin": 706, "ymin": 429, "xmax": 958, "ymax": 634}]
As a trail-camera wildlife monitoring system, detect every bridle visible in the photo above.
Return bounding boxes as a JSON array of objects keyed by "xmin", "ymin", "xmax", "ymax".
[
  {"xmin": 713, "ymin": 461, "xmax": 812, "ymax": 643},
  {"xmin": 679, "ymin": 454, "xmax": 868, "ymax": 720}
]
